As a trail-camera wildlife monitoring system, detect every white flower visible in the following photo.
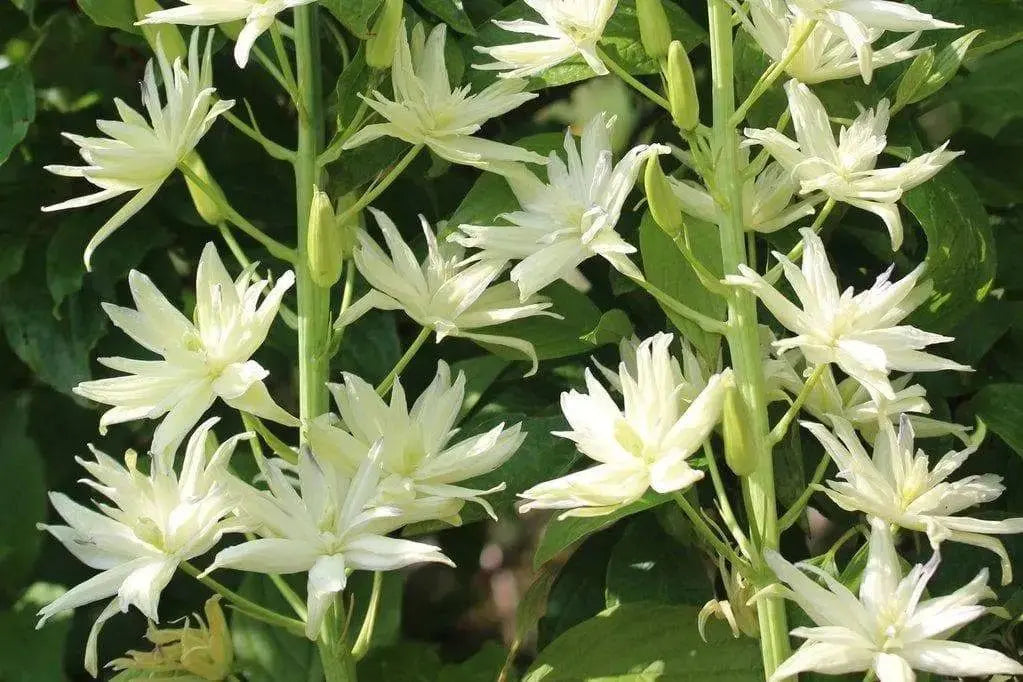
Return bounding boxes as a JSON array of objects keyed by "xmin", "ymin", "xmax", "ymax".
[
  {"xmin": 36, "ymin": 419, "xmax": 250, "ymax": 676},
  {"xmin": 742, "ymin": 0, "xmax": 925, "ymax": 84},
  {"xmin": 42, "ymin": 31, "xmax": 233, "ymax": 268},
  {"xmin": 206, "ymin": 445, "xmax": 453, "ymax": 639},
  {"xmin": 804, "ymin": 415, "xmax": 1023, "ymax": 584},
  {"xmin": 668, "ymin": 153, "xmax": 821, "ymax": 234},
  {"xmin": 75, "ymin": 243, "xmax": 298, "ymax": 456},
  {"xmin": 519, "ymin": 333, "xmax": 731, "ymax": 518},
  {"xmin": 335, "ymin": 209, "xmax": 556, "ymax": 374},
  {"xmin": 474, "ymin": 0, "xmax": 618, "ymax": 78},
  {"xmin": 766, "ymin": 518, "xmax": 1023, "ymax": 681},
  {"xmin": 308, "ymin": 361, "xmax": 526, "ymax": 521},
  {"xmin": 453, "ymin": 114, "xmax": 669, "ymax": 300},
  {"xmin": 744, "ymin": 80, "xmax": 961, "ymax": 249},
  {"xmin": 342, "ymin": 23, "xmax": 544, "ymax": 177},
  {"xmin": 787, "ymin": 0, "xmax": 959, "ymax": 82},
  {"xmin": 725, "ymin": 228, "xmax": 969, "ymax": 401},
  {"xmin": 138, "ymin": 0, "xmax": 315, "ymax": 68}
]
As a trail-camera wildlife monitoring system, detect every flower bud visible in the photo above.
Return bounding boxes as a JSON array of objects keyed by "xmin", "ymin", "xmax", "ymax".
[
  {"xmin": 644, "ymin": 155, "xmax": 684, "ymax": 238},
  {"xmin": 666, "ymin": 40, "xmax": 699, "ymax": 131},
  {"xmin": 723, "ymin": 382, "xmax": 758, "ymax": 477},
  {"xmin": 134, "ymin": 0, "xmax": 187, "ymax": 62},
  {"xmin": 181, "ymin": 152, "xmax": 228, "ymax": 226},
  {"xmin": 307, "ymin": 187, "xmax": 344, "ymax": 288},
  {"xmin": 637, "ymin": 0, "xmax": 672, "ymax": 60},
  {"xmin": 366, "ymin": 0, "xmax": 404, "ymax": 69}
]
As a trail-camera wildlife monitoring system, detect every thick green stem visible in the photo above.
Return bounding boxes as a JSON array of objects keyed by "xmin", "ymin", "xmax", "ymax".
[{"xmin": 707, "ymin": 0, "xmax": 790, "ymax": 676}]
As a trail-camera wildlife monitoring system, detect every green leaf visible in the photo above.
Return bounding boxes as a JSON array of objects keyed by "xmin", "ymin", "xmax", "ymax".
[
  {"xmin": 231, "ymin": 575, "xmax": 319, "ymax": 682},
  {"xmin": 322, "ymin": 0, "xmax": 384, "ymax": 38},
  {"xmin": 913, "ymin": 30, "xmax": 984, "ymax": 103},
  {"xmin": 0, "ymin": 395, "xmax": 46, "ymax": 593},
  {"xmin": 581, "ymin": 309, "xmax": 633, "ymax": 347},
  {"xmin": 77, "ymin": 0, "xmax": 139, "ymax": 32},
  {"xmin": 912, "ymin": 0, "xmax": 1023, "ymax": 59},
  {"xmin": 534, "ymin": 493, "xmax": 669, "ymax": 569},
  {"xmin": 438, "ymin": 642, "xmax": 508, "ymax": 682},
  {"xmin": 0, "ymin": 65, "xmax": 34, "ymax": 166},
  {"xmin": 0, "ymin": 583, "xmax": 72, "ymax": 682},
  {"xmin": 359, "ymin": 641, "xmax": 442, "ymax": 682},
  {"xmin": 524, "ymin": 603, "xmax": 763, "ymax": 682},
  {"xmin": 971, "ymin": 384, "xmax": 1023, "ymax": 456},
  {"xmin": 416, "ymin": 0, "xmax": 476, "ymax": 35},
  {"xmin": 0, "ymin": 233, "xmax": 27, "ymax": 286},
  {"xmin": 639, "ymin": 211, "xmax": 724, "ymax": 361},
  {"xmin": 938, "ymin": 43, "xmax": 1023, "ymax": 136}
]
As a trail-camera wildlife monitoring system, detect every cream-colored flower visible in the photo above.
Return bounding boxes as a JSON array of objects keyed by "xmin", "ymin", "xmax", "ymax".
[
  {"xmin": 37, "ymin": 420, "xmax": 250, "ymax": 676},
  {"xmin": 475, "ymin": 0, "xmax": 619, "ymax": 78},
  {"xmin": 75, "ymin": 243, "xmax": 297, "ymax": 456},
  {"xmin": 342, "ymin": 23, "xmax": 544, "ymax": 177},
  {"xmin": 520, "ymin": 333, "xmax": 731, "ymax": 518},
  {"xmin": 308, "ymin": 361, "xmax": 525, "ymax": 521},
  {"xmin": 42, "ymin": 32, "xmax": 233, "ymax": 267},
  {"xmin": 335, "ymin": 209, "xmax": 556, "ymax": 374}
]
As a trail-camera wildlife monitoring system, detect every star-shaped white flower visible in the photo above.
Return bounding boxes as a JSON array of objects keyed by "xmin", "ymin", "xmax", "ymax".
[
  {"xmin": 42, "ymin": 32, "xmax": 233, "ymax": 267},
  {"xmin": 767, "ymin": 518, "xmax": 1023, "ymax": 681},
  {"xmin": 520, "ymin": 333, "xmax": 731, "ymax": 518},
  {"xmin": 453, "ymin": 114, "xmax": 668, "ymax": 300},
  {"xmin": 742, "ymin": 0, "xmax": 926, "ymax": 84},
  {"xmin": 36, "ymin": 419, "xmax": 250, "ymax": 676},
  {"xmin": 207, "ymin": 444, "xmax": 454, "ymax": 639},
  {"xmin": 786, "ymin": 0, "xmax": 959, "ymax": 82},
  {"xmin": 138, "ymin": 0, "xmax": 316, "ymax": 68},
  {"xmin": 744, "ymin": 80, "xmax": 961, "ymax": 249},
  {"xmin": 342, "ymin": 23, "xmax": 544, "ymax": 177},
  {"xmin": 804, "ymin": 415, "xmax": 1023, "ymax": 584},
  {"xmin": 725, "ymin": 228, "xmax": 969, "ymax": 401},
  {"xmin": 75, "ymin": 243, "xmax": 298, "ymax": 456},
  {"xmin": 335, "ymin": 209, "xmax": 556, "ymax": 374},
  {"xmin": 474, "ymin": 0, "xmax": 619, "ymax": 78},
  {"xmin": 308, "ymin": 361, "xmax": 525, "ymax": 521}
]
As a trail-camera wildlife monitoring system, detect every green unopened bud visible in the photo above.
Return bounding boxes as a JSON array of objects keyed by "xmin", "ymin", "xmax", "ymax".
[
  {"xmin": 666, "ymin": 40, "xmax": 699, "ymax": 131},
  {"xmin": 644, "ymin": 155, "xmax": 684, "ymax": 237},
  {"xmin": 182, "ymin": 152, "xmax": 227, "ymax": 226},
  {"xmin": 366, "ymin": 0, "xmax": 404, "ymax": 69},
  {"xmin": 723, "ymin": 382, "xmax": 758, "ymax": 477},
  {"xmin": 637, "ymin": 0, "xmax": 672, "ymax": 60},
  {"xmin": 308, "ymin": 187, "xmax": 344, "ymax": 287},
  {"xmin": 134, "ymin": 0, "xmax": 187, "ymax": 62}
]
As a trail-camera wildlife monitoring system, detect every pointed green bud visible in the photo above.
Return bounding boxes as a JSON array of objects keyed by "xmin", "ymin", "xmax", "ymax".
[
  {"xmin": 366, "ymin": 0, "xmax": 404, "ymax": 69},
  {"xmin": 723, "ymin": 382, "xmax": 758, "ymax": 477},
  {"xmin": 637, "ymin": 0, "xmax": 672, "ymax": 60},
  {"xmin": 134, "ymin": 0, "xmax": 187, "ymax": 62},
  {"xmin": 308, "ymin": 187, "xmax": 344, "ymax": 288},
  {"xmin": 181, "ymin": 152, "xmax": 227, "ymax": 226},
  {"xmin": 666, "ymin": 40, "xmax": 699, "ymax": 131},
  {"xmin": 644, "ymin": 155, "xmax": 684, "ymax": 238}
]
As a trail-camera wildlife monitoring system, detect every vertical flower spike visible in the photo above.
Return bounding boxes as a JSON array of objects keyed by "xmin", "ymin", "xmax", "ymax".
[
  {"xmin": 36, "ymin": 420, "xmax": 251, "ymax": 677},
  {"xmin": 75, "ymin": 243, "xmax": 298, "ymax": 456},
  {"xmin": 766, "ymin": 518, "xmax": 1023, "ymax": 681},
  {"xmin": 42, "ymin": 31, "xmax": 234, "ymax": 268},
  {"xmin": 519, "ymin": 333, "xmax": 732, "ymax": 517},
  {"xmin": 475, "ymin": 0, "xmax": 620, "ymax": 78}
]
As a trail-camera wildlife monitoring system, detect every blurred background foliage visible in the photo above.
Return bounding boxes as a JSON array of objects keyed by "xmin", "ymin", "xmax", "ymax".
[{"xmin": 3, "ymin": 0, "xmax": 1023, "ymax": 680}]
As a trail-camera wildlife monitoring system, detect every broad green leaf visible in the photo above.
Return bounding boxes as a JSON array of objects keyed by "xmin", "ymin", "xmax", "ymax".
[
  {"xmin": 638, "ymin": 211, "xmax": 724, "ymax": 362},
  {"xmin": 417, "ymin": 0, "xmax": 476, "ymax": 35},
  {"xmin": 913, "ymin": 0, "xmax": 1023, "ymax": 59},
  {"xmin": 0, "ymin": 65, "xmax": 34, "ymax": 166},
  {"xmin": 534, "ymin": 493, "xmax": 669, "ymax": 568},
  {"xmin": 524, "ymin": 603, "xmax": 763, "ymax": 682},
  {"xmin": 938, "ymin": 43, "xmax": 1023, "ymax": 136},
  {"xmin": 77, "ymin": 0, "xmax": 139, "ymax": 32},
  {"xmin": 438, "ymin": 642, "xmax": 507, "ymax": 682},
  {"xmin": 0, "ymin": 395, "xmax": 46, "ymax": 592},
  {"xmin": 0, "ymin": 233, "xmax": 27, "ymax": 286},
  {"xmin": 322, "ymin": 0, "xmax": 384, "ymax": 38},
  {"xmin": 509, "ymin": 559, "xmax": 566, "ymax": 657},
  {"xmin": 539, "ymin": 530, "xmax": 619, "ymax": 647},
  {"xmin": 912, "ymin": 30, "xmax": 984, "ymax": 104},
  {"xmin": 359, "ymin": 641, "xmax": 442, "ymax": 682},
  {"xmin": 971, "ymin": 384, "xmax": 1023, "ymax": 456},
  {"xmin": 231, "ymin": 575, "xmax": 318, "ymax": 682},
  {"xmin": 581, "ymin": 309, "xmax": 633, "ymax": 347},
  {"xmin": 0, "ymin": 583, "xmax": 72, "ymax": 682}
]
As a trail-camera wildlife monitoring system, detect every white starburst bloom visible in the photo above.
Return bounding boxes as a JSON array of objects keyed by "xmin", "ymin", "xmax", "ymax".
[
  {"xmin": 42, "ymin": 31, "xmax": 233, "ymax": 268},
  {"xmin": 474, "ymin": 0, "xmax": 618, "ymax": 78},
  {"xmin": 786, "ymin": 0, "xmax": 959, "ymax": 82},
  {"xmin": 767, "ymin": 518, "xmax": 1023, "ymax": 681},
  {"xmin": 138, "ymin": 0, "xmax": 316, "ymax": 68},
  {"xmin": 341, "ymin": 23, "xmax": 544, "ymax": 177},
  {"xmin": 308, "ymin": 361, "xmax": 526, "ymax": 521},
  {"xmin": 742, "ymin": 0, "xmax": 926, "ymax": 84},
  {"xmin": 206, "ymin": 444, "xmax": 454, "ymax": 639},
  {"xmin": 725, "ymin": 228, "xmax": 969, "ymax": 402},
  {"xmin": 744, "ymin": 80, "xmax": 961, "ymax": 249},
  {"xmin": 453, "ymin": 114, "xmax": 669, "ymax": 300},
  {"xmin": 335, "ymin": 209, "xmax": 556, "ymax": 375},
  {"xmin": 36, "ymin": 419, "xmax": 250, "ymax": 676},
  {"xmin": 75, "ymin": 243, "xmax": 298, "ymax": 456},
  {"xmin": 519, "ymin": 333, "xmax": 732, "ymax": 518},
  {"xmin": 804, "ymin": 415, "xmax": 1023, "ymax": 584}
]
